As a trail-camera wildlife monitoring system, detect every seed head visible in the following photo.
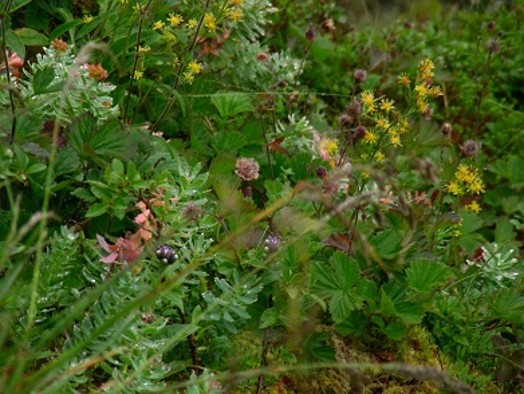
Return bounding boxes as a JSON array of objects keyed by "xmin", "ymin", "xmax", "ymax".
[
  {"xmin": 442, "ymin": 123, "xmax": 453, "ymax": 136},
  {"xmin": 461, "ymin": 140, "xmax": 480, "ymax": 158},
  {"xmin": 156, "ymin": 245, "xmax": 178, "ymax": 264},
  {"xmin": 486, "ymin": 39, "xmax": 501, "ymax": 54},
  {"xmin": 353, "ymin": 69, "xmax": 367, "ymax": 83},
  {"xmin": 235, "ymin": 158, "xmax": 260, "ymax": 181}
]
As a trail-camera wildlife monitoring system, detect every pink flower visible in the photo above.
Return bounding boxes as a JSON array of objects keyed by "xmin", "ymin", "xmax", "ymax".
[{"xmin": 96, "ymin": 234, "xmax": 144, "ymax": 264}]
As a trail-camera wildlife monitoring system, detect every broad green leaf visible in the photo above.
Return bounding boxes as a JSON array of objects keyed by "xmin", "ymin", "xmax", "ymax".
[
  {"xmin": 212, "ymin": 92, "xmax": 252, "ymax": 118},
  {"xmin": 259, "ymin": 307, "xmax": 279, "ymax": 329},
  {"xmin": 380, "ymin": 290, "xmax": 396, "ymax": 316},
  {"xmin": 85, "ymin": 203, "xmax": 107, "ymax": 218},
  {"xmin": 15, "ymin": 28, "xmax": 49, "ymax": 46},
  {"xmin": 6, "ymin": 29, "xmax": 25, "ymax": 59},
  {"xmin": 495, "ymin": 216, "xmax": 515, "ymax": 244},
  {"xmin": 394, "ymin": 302, "xmax": 424, "ymax": 324},
  {"xmin": 383, "ymin": 321, "xmax": 406, "ymax": 340},
  {"xmin": 406, "ymin": 260, "xmax": 453, "ymax": 292},
  {"xmin": 329, "ymin": 290, "xmax": 363, "ymax": 323}
]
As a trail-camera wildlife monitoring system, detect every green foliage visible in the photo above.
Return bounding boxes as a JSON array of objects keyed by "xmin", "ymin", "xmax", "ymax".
[{"xmin": 0, "ymin": 0, "xmax": 523, "ymax": 393}]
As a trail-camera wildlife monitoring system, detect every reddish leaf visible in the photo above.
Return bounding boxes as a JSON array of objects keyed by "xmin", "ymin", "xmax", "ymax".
[{"xmin": 322, "ymin": 232, "xmax": 353, "ymax": 253}]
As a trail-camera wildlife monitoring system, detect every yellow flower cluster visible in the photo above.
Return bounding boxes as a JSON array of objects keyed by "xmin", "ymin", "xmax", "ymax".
[
  {"xmin": 447, "ymin": 164, "xmax": 485, "ymax": 197},
  {"xmin": 361, "ymin": 91, "xmax": 376, "ymax": 113},
  {"xmin": 204, "ymin": 13, "xmax": 217, "ymax": 32},
  {"xmin": 408, "ymin": 59, "xmax": 443, "ymax": 114},
  {"xmin": 183, "ymin": 59, "xmax": 203, "ymax": 84}
]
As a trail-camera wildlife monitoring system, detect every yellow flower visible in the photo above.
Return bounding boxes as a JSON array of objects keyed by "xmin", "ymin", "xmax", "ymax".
[
  {"xmin": 231, "ymin": 0, "xmax": 244, "ymax": 5},
  {"xmin": 380, "ymin": 99, "xmax": 395, "ymax": 113},
  {"xmin": 467, "ymin": 179, "xmax": 485, "ymax": 194},
  {"xmin": 227, "ymin": 9, "xmax": 243, "ymax": 21},
  {"xmin": 390, "ymin": 133, "xmax": 402, "ymax": 148},
  {"xmin": 376, "ymin": 117, "xmax": 390, "ymax": 130},
  {"xmin": 138, "ymin": 46, "xmax": 150, "ymax": 54},
  {"xmin": 153, "ymin": 20, "xmax": 165, "ymax": 31},
  {"xmin": 415, "ymin": 83, "xmax": 429, "ymax": 98},
  {"xmin": 168, "ymin": 13, "xmax": 183, "ymax": 27},
  {"xmin": 186, "ymin": 18, "xmax": 198, "ymax": 29},
  {"xmin": 455, "ymin": 164, "xmax": 475, "ymax": 184},
  {"xmin": 398, "ymin": 73, "xmax": 410, "ymax": 87},
  {"xmin": 363, "ymin": 130, "xmax": 378, "ymax": 144},
  {"xmin": 162, "ymin": 31, "xmax": 177, "ymax": 42},
  {"xmin": 398, "ymin": 118, "xmax": 409, "ymax": 133},
  {"xmin": 83, "ymin": 15, "xmax": 94, "ymax": 24},
  {"xmin": 187, "ymin": 60, "xmax": 203, "ymax": 75},
  {"xmin": 417, "ymin": 99, "xmax": 429, "ymax": 114},
  {"xmin": 183, "ymin": 71, "xmax": 195, "ymax": 84},
  {"xmin": 361, "ymin": 91, "xmax": 376, "ymax": 113},
  {"xmin": 466, "ymin": 201, "xmax": 481, "ymax": 213},
  {"xmin": 133, "ymin": 70, "xmax": 143, "ymax": 80},
  {"xmin": 418, "ymin": 58, "xmax": 435, "ymax": 80},
  {"xmin": 204, "ymin": 13, "xmax": 217, "ymax": 32},
  {"xmin": 447, "ymin": 181, "xmax": 464, "ymax": 196},
  {"xmin": 374, "ymin": 151, "xmax": 385, "ymax": 163},
  {"xmin": 429, "ymin": 85, "xmax": 443, "ymax": 98},
  {"xmin": 361, "ymin": 170, "xmax": 369, "ymax": 179}
]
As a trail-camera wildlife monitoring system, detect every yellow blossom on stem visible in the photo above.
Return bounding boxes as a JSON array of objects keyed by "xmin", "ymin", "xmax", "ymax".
[
  {"xmin": 418, "ymin": 58, "xmax": 435, "ymax": 80},
  {"xmin": 456, "ymin": 164, "xmax": 475, "ymax": 184},
  {"xmin": 417, "ymin": 99, "xmax": 429, "ymax": 114},
  {"xmin": 429, "ymin": 86, "xmax": 443, "ymax": 98},
  {"xmin": 398, "ymin": 118, "xmax": 409, "ymax": 133},
  {"xmin": 83, "ymin": 15, "xmax": 94, "ymax": 24},
  {"xmin": 380, "ymin": 98, "xmax": 395, "ymax": 113},
  {"xmin": 447, "ymin": 181, "xmax": 464, "ymax": 196},
  {"xmin": 376, "ymin": 117, "xmax": 390, "ymax": 130},
  {"xmin": 231, "ymin": 0, "xmax": 244, "ymax": 5},
  {"xmin": 186, "ymin": 18, "xmax": 198, "ymax": 29},
  {"xmin": 361, "ymin": 91, "xmax": 376, "ymax": 113},
  {"xmin": 415, "ymin": 83, "xmax": 429, "ymax": 98},
  {"xmin": 467, "ymin": 179, "xmax": 485, "ymax": 194},
  {"xmin": 168, "ymin": 13, "xmax": 183, "ymax": 27},
  {"xmin": 187, "ymin": 60, "xmax": 203, "ymax": 75},
  {"xmin": 227, "ymin": 9, "xmax": 243, "ymax": 21},
  {"xmin": 390, "ymin": 133, "xmax": 402, "ymax": 148},
  {"xmin": 398, "ymin": 73, "xmax": 410, "ymax": 87},
  {"xmin": 163, "ymin": 31, "xmax": 177, "ymax": 42},
  {"xmin": 363, "ymin": 130, "xmax": 378, "ymax": 144},
  {"xmin": 374, "ymin": 151, "xmax": 385, "ymax": 163},
  {"xmin": 133, "ymin": 70, "xmax": 143, "ymax": 80},
  {"xmin": 138, "ymin": 46, "xmax": 150, "ymax": 54},
  {"xmin": 466, "ymin": 201, "xmax": 481, "ymax": 213},
  {"xmin": 153, "ymin": 20, "xmax": 165, "ymax": 31},
  {"xmin": 183, "ymin": 71, "xmax": 195, "ymax": 84},
  {"xmin": 204, "ymin": 13, "xmax": 217, "ymax": 32}
]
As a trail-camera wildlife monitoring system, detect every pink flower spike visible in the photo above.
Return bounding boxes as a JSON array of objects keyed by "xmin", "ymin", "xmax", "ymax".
[{"xmin": 96, "ymin": 234, "xmax": 113, "ymax": 253}]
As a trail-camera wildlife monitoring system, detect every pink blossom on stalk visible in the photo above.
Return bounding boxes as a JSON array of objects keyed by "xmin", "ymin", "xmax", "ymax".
[{"xmin": 96, "ymin": 234, "xmax": 144, "ymax": 264}]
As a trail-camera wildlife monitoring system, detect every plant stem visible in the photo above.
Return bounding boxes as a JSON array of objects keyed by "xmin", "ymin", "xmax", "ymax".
[
  {"xmin": 1, "ymin": 0, "xmax": 16, "ymax": 143},
  {"xmin": 151, "ymin": 0, "xmax": 211, "ymax": 132}
]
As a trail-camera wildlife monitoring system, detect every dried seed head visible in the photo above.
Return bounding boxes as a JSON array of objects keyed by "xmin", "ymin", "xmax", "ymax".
[
  {"xmin": 346, "ymin": 98, "xmax": 362, "ymax": 117},
  {"xmin": 141, "ymin": 313, "xmax": 155, "ymax": 324},
  {"xmin": 486, "ymin": 38, "xmax": 501, "ymax": 54},
  {"xmin": 316, "ymin": 166, "xmax": 327, "ymax": 179},
  {"xmin": 182, "ymin": 202, "xmax": 203, "ymax": 221},
  {"xmin": 442, "ymin": 123, "xmax": 453, "ymax": 136},
  {"xmin": 487, "ymin": 21, "xmax": 496, "ymax": 33},
  {"xmin": 353, "ymin": 69, "xmax": 367, "ymax": 83},
  {"xmin": 339, "ymin": 113, "xmax": 353, "ymax": 127},
  {"xmin": 461, "ymin": 140, "xmax": 480, "ymax": 158},
  {"xmin": 305, "ymin": 25, "xmax": 315, "ymax": 42},
  {"xmin": 352, "ymin": 125, "xmax": 367, "ymax": 142},
  {"xmin": 235, "ymin": 157, "xmax": 260, "ymax": 181}
]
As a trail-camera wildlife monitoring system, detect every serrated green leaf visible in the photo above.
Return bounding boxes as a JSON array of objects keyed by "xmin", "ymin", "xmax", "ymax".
[
  {"xmin": 212, "ymin": 92, "xmax": 252, "ymax": 118},
  {"xmin": 329, "ymin": 290, "xmax": 363, "ymax": 323},
  {"xmin": 491, "ymin": 288, "xmax": 524, "ymax": 325},
  {"xmin": 371, "ymin": 230, "xmax": 402, "ymax": 259},
  {"xmin": 394, "ymin": 302, "xmax": 424, "ymax": 324},
  {"xmin": 406, "ymin": 260, "xmax": 453, "ymax": 292},
  {"xmin": 33, "ymin": 66, "xmax": 56, "ymax": 95},
  {"xmin": 380, "ymin": 290, "xmax": 396, "ymax": 316}
]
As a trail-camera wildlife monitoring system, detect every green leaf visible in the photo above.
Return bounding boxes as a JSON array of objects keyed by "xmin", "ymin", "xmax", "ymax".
[
  {"xmin": 33, "ymin": 66, "xmax": 56, "ymax": 95},
  {"xmin": 406, "ymin": 260, "xmax": 453, "ymax": 292},
  {"xmin": 27, "ymin": 163, "xmax": 47, "ymax": 174},
  {"xmin": 212, "ymin": 92, "xmax": 252, "ymax": 118},
  {"xmin": 15, "ymin": 28, "xmax": 49, "ymax": 46},
  {"xmin": 5, "ymin": 29, "xmax": 26, "ymax": 60},
  {"xmin": 259, "ymin": 307, "xmax": 279, "ymax": 329},
  {"xmin": 379, "ymin": 290, "xmax": 396, "ymax": 316},
  {"xmin": 311, "ymin": 252, "xmax": 363, "ymax": 323},
  {"xmin": 85, "ymin": 203, "xmax": 107, "ymax": 218},
  {"xmin": 371, "ymin": 230, "xmax": 402, "ymax": 259},
  {"xmin": 50, "ymin": 20, "xmax": 83, "ymax": 40},
  {"xmin": 495, "ymin": 216, "xmax": 515, "ymax": 244},
  {"xmin": 383, "ymin": 321, "xmax": 406, "ymax": 340},
  {"xmin": 491, "ymin": 288, "xmax": 524, "ymax": 325},
  {"xmin": 394, "ymin": 302, "xmax": 424, "ymax": 324}
]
